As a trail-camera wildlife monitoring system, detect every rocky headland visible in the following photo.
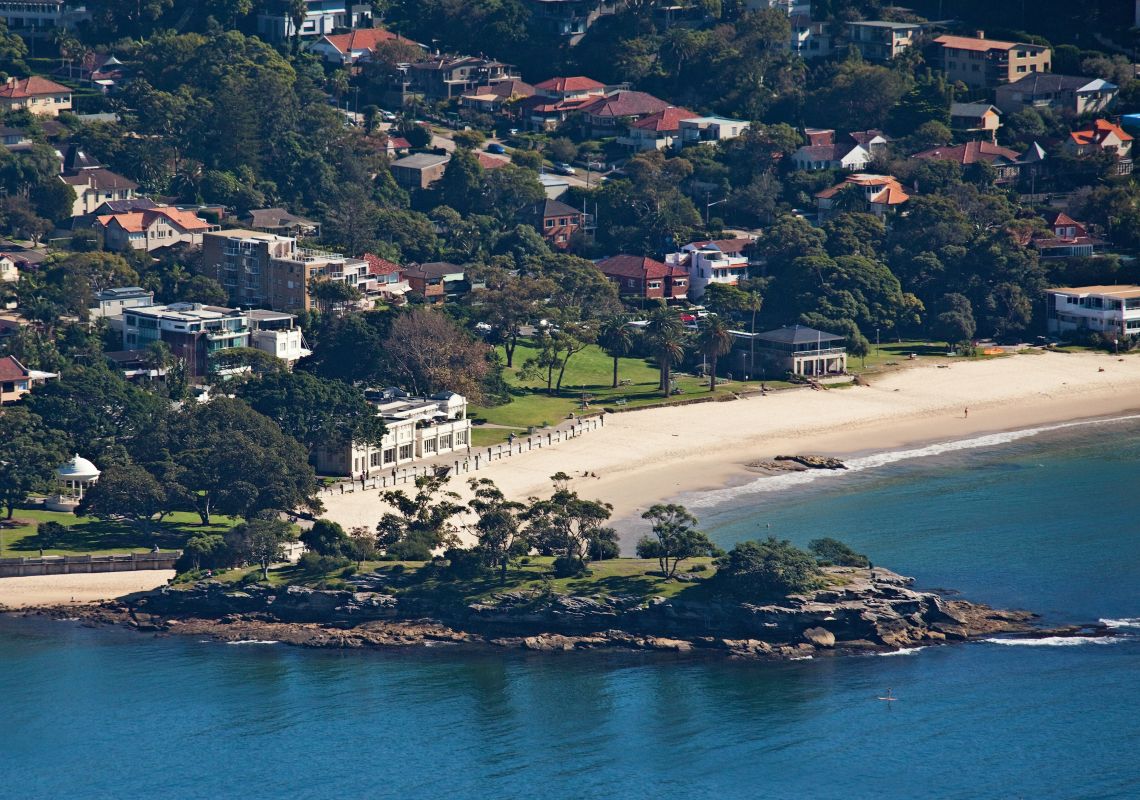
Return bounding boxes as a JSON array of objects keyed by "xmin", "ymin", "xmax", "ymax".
[{"xmin": 17, "ymin": 567, "xmax": 1044, "ymax": 661}]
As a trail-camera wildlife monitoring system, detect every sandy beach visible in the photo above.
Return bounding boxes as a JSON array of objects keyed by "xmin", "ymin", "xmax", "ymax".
[
  {"xmin": 322, "ymin": 351, "xmax": 1140, "ymax": 535},
  {"xmin": 0, "ymin": 571, "xmax": 175, "ymax": 609}
]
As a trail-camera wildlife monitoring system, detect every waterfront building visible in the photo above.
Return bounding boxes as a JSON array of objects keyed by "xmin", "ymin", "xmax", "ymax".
[
  {"xmin": 46, "ymin": 454, "xmax": 100, "ymax": 512},
  {"xmin": 313, "ymin": 388, "xmax": 471, "ymax": 477},
  {"xmin": 1046, "ymin": 285, "xmax": 1140, "ymax": 338},
  {"xmin": 732, "ymin": 325, "xmax": 847, "ymax": 378}
]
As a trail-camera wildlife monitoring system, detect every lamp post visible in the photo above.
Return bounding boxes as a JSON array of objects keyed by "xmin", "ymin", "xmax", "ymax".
[{"xmin": 705, "ymin": 197, "xmax": 727, "ymax": 226}]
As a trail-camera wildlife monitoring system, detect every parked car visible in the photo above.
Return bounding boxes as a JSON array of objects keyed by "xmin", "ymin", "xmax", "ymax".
[
  {"xmin": 486, "ymin": 142, "xmax": 506, "ymax": 154},
  {"xmin": 552, "ymin": 162, "xmax": 576, "ymax": 175},
  {"xmin": 380, "ymin": 109, "xmax": 397, "ymax": 122}
]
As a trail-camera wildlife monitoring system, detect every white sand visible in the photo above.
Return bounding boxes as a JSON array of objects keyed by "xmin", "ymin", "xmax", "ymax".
[
  {"xmin": 321, "ymin": 351, "xmax": 1140, "ymax": 535},
  {"xmin": 0, "ymin": 571, "xmax": 175, "ymax": 609}
]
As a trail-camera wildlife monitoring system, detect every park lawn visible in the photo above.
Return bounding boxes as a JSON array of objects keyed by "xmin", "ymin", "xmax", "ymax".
[
  {"xmin": 0, "ymin": 509, "xmax": 242, "ymax": 557},
  {"xmin": 852, "ymin": 339, "xmax": 1010, "ymax": 373},
  {"xmin": 471, "ymin": 338, "xmax": 776, "ymax": 434}
]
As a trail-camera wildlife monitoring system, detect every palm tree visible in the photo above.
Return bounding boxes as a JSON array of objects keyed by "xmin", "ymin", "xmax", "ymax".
[
  {"xmin": 598, "ymin": 315, "xmax": 633, "ymax": 389},
  {"xmin": 746, "ymin": 291, "xmax": 762, "ymax": 378},
  {"xmin": 645, "ymin": 305, "xmax": 686, "ymax": 395},
  {"xmin": 697, "ymin": 315, "xmax": 733, "ymax": 392}
]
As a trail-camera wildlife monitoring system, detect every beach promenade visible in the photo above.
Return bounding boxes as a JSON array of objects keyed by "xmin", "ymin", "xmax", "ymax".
[{"xmin": 321, "ymin": 350, "xmax": 1140, "ymax": 529}]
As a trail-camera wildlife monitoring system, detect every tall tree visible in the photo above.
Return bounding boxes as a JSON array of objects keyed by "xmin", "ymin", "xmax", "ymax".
[
  {"xmin": 226, "ymin": 519, "xmax": 297, "ymax": 580},
  {"xmin": 597, "ymin": 315, "xmax": 634, "ymax": 389},
  {"xmin": 524, "ymin": 472, "xmax": 613, "ymax": 577},
  {"xmin": 383, "ymin": 308, "xmax": 491, "ymax": 403},
  {"xmin": 77, "ymin": 463, "xmax": 172, "ymax": 536},
  {"xmin": 635, "ymin": 504, "xmax": 717, "ymax": 579},
  {"xmin": 696, "ymin": 314, "xmax": 733, "ymax": 392},
  {"xmin": 644, "ymin": 305, "xmax": 687, "ymax": 394},
  {"xmin": 468, "ymin": 478, "xmax": 527, "ymax": 585},
  {"xmin": 0, "ymin": 408, "xmax": 67, "ymax": 519}
]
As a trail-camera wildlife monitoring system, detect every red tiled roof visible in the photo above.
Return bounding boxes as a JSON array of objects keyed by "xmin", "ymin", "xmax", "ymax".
[
  {"xmin": 477, "ymin": 153, "xmax": 508, "ymax": 170},
  {"xmin": 580, "ymin": 91, "xmax": 670, "ymax": 119},
  {"xmin": 595, "ymin": 254, "xmax": 686, "ymax": 280},
  {"xmin": 934, "ymin": 34, "xmax": 1022, "ymax": 52},
  {"xmin": 386, "ymin": 136, "xmax": 411, "ymax": 149},
  {"xmin": 631, "ymin": 107, "xmax": 697, "ymax": 132},
  {"xmin": 96, "ymin": 207, "xmax": 211, "ymax": 233},
  {"xmin": 363, "ymin": 253, "xmax": 402, "ymax": 276},
  {"xmin": 320, "ymin": 28, "xmax": 398, "ymax": 55},
  {"xmin": 687, "ymin": 237, "xmax": 753, "ymax": 254},
  {"xmin": 0, "ymin": 76, "xmax": 71, "ymax": 99},
  {"xmin": 0, "ymin": 354, "xmax": 28, "ymax": 381},
  {"xmin": 816, "ymin": 174, "xmax": 910, "ymax": 205},
  {"xmin": 534, "ymin": 76, "xmax": 605, "ymax": 93},
  {"xmin": 1069, "ymin": 118, "xmax": 1133, "ymax": 147},
  {"xmin": 911, "ymin": 140, "xmax": 1021, "ymax": 165}
]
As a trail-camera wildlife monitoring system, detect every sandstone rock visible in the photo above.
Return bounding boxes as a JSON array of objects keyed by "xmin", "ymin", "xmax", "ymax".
[{"xmin": 802, "ymin": 627, "xmax": 836, "ymax": 648}]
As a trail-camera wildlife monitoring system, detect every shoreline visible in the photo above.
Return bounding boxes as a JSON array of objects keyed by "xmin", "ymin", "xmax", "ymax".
[{"xmin": 320, "ymin": 351, "xmax": 1140, "ymax": 535}]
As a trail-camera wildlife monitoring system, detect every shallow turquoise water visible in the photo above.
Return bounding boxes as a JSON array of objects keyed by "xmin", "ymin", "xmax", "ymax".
[{"xmin": 3, "ymin": 420, "xmax": 1140, "ymax": 799}]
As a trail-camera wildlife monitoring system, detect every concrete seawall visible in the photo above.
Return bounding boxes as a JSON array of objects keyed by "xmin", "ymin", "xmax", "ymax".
[{"xmin": 0, "ymin": 552, "xmax": 179, "ymax": 578}]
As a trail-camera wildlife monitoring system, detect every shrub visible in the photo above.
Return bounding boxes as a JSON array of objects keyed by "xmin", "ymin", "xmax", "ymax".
[
  {"xmin": 387, "ymin": 539, "xmax": 433, "ymax": 561},
  {"xmin": 298, "ymin": 551, "xmax": 351, "ymax": 574},
  {"xmin": 552, "ymin": 555, "xmax": 588, "ymax": 578},
  {"xmin": 36, "ymin": 520, "xmax": 68, "ymax": 550},
  {"xmin": 690, "ymin": 563, "xmax": 708, "ymax": 573},
  {"xmin": 808, "ymin": 537, "xmax": 869, "ymax": 567},
  {"xmin": 443, "ymin": 547, "xmax": 486, "ymax": 580},
  {"xmin": 712, "ymin": 537, "xmax": 824, "ymax": 600}
]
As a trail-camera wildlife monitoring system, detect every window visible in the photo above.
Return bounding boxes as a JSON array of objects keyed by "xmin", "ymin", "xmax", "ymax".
[
  {"xmin": 558, "ymin": 217, "xmax": 568, "ymax": 226},
  {"xmin": 398, "ymin": 443, "xmax": 413, "ymax": 460},
  {"xmin": 545, "ymin": 218, "xmax": 554, "ymax": 228},
  {"xmin": 455, "ymin": 431, "xmax": 467, "ymax": 445},
  {"xmin": 1016, "ymin": 65, "xmax": 1026, "ymax": 73},
  {"xmin": 370, "ymin": 452, "xmax": 381, "ymax": 467},
  {"xmin": 383, "ymin": 447, "xmax": 395, "ymax": 464},
  {"xmin": 440, "ymin": 434, "xmax": 452, "ymax": 449},
  {"xmin": 648, "ymin": 281, "xmax": 661, "ymax": 289},
  {"xmin": 423, "ymin": 438, "xmax": 436, "ymax": 453}
]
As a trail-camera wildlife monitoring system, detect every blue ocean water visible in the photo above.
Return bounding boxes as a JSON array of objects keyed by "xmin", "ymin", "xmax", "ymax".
[{"xmin": 3, "ymin": 418, "xmax": 1140, "ymax": 800}]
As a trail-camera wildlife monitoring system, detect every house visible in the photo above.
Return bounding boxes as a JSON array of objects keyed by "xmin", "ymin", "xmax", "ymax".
[
  {"xmin": 524, "ymin": 0, "xmax": 622, "ymax": 45},
  {"xmin": 815, "ymin": 174, "xmax": 909, "ymax": 220},
  {"xmin": 846, "ymin": 20, "xmax": 924, "ymax": 62},
  {"xmin": 932, "ymin": 32, "xmax": 1051, "ymax": 89},
  {"xmin": 60, "ymin": 167, "xmax": 138, "ymax": 217},
  {"xmin": 404, "ymin": 262, "xmax": 467, "ymax": 303},
  {"xmin": 911, "ymin": 140, "xmax": 1028, "ymax": 182},
  {"xmin": 95, "ymin": 206, "xmax": 217, "ymax": 252},
  {"xmin": 0, "ymin": 76, "xmax": 71, "ymax": 116},
  {"xmin": 90, "ymin": 198, "xmax": 159, "ymax": 217},
  {"xmin": 378, "ymin": 135, "xmax": 412, "ymax": 157},
  {"xmin": 1065, "ymin": 119, "xmax": 1133, "ymax": 175},
  {"xmin": 247, "ymin": 309, "xmax": 311, "ymax": 367},
  {"xmin": 0, "ymin": 126, "xmax": 30, "ymax": 148},
  {"xmin": 1046, "ymin": 285, "xmax": 1140, "ymax": 337},
  {"xmin": 995, "ymin": 74, "xmax": 1118, "ymax": 117},
  {"xmin": 56, "ymin": 52, "xmax": 126, "ymax": 93},
  {"xmin": 256, "ymin": 0, "xmax": 372, "ymax": 42},
  {"xmin": 579, "ymin": 90, "xmax": 671, "ymax": 134},
  {"xmin": 0, "ymin": 252, "xmax": 18, "ymax": 284},
  {"xmin": 791, "ymin": 129, "xmax": 873, "ymax": 171},
  {"xmin": 735, "ymin": 325, "xmax": 847, "ymax": 378},
  {"xmin": 950, "ymin": 102, "xmax": 1002, "ymax": 142},
  {"xmin": 314, "ymin": 387, "xmax": 471, "ymax": 477},
  {"xmin": 595, "ymin": 254, "xmax": 688, "ymax": 301},
  {"xmin": 519, "ymin": 77, "xmax": 607, "ymax": 131},
  {"xmin": 309, "ymin": 27, "xmax": 402, "ymax": 66},
  {"xmin": 0, "ymin": 0, "xmax": 89, "ymax": 35},
  {"xmin": 533, "ymin": 75, "xmax": 607, "ymax": 103},
  {"xmin": 527, "ymin": 198, "xmax": 585, "ymax": 248},
  {"xmin": 678, "ymin": 116, "xmax": 751, "ymax": 146},
  {"xmin": 0, "ymin": 354, "xmax": 56, "ymax": 404},
  {"xmin": 1031, "ymin": 212, "xmax": 1106, "ymax": 259},
  {"xmin": 363, "ymin": 252, "xmax": 410, "ymax": 301},
  {"xmin": 398, "ymin": 56, "xmax": 521, "ymax": 103},
  {"xmin": 460, "ymin": 80, "xmax": 536, "ymax": 113},
  {"xmin": 390, "ymin": 153, "xmax": 450, "ymax": 189},
  {"xmin": 202, "ymin": 229, "xmax": 374, "ymax": 312},
  {"xmin": 89, "ymin": 286, "xmax": 155, "ymax": 319},
  {"xmin": 240, "ymin": 208, "xmax": 320, "ymax": 238},
  {"xmin": 665, "ymin": 238, "xmax": 753, "ymax": 300},
  {"xmin": 620, "ymin": 107, "xmax": 698, "ymax": 151}
]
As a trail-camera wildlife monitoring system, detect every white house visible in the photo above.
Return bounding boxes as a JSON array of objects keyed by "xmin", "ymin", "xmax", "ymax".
[
  {"xmin": 678, "ymin": 116, "xmax": 750, "ymax": 146},
  {"xmin": 248, "ymin": 309, "xmax": 311, "ymax": 367},
  {"xmin": 665, "ymin": 238, "xmax": 753, "ymax": 300},
  {"xmin": 0, "ymin": 252, "xmax": 17, "ymax": 284},
  {"xmin": 89, "ymin": 286, "xmax": 155, "ymax": 318},
  {"xmin": 314, "ymin": 388, "xmax": 471, "ymax": 477},
  {"xmin": 1047, "ymin": 285, "xmax": 1140, "ymax": 337},
  {"xmin": 792, "ymin": 142, "xmax": 872, "ymax": 171}
]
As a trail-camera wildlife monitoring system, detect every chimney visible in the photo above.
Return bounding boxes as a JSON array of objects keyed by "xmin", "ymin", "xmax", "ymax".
[{"xmin": 975, "ymin": 30, "xmax": 985, "ymax": 39}]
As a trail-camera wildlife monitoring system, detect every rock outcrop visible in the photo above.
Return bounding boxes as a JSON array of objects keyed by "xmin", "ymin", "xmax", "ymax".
[{"xmin": 52, "ymin": 565, "xmax": 1035, "ymax": 661}]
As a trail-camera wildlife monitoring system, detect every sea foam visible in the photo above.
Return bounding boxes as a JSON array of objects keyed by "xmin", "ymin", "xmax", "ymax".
[
  {"xmin": 225, "ymin": 640, "xmax": 280, "ymax": 645},
  {"xmin": 689, "ymin": 413, "xmax": 1140, "ymax": 509},
  {"xmin": 1099, "ymin": 618, "xmax": 1140, "ymax": 629},
  {"xmin": 982, "ymin": 636, "xmax": 1120, "ymax": 647},
  {"xmin": 879, "ymin": 646, "xmax": 928, "ymax": 657}
]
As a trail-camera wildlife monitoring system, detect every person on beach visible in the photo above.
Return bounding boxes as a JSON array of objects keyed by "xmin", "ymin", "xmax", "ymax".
[{"xmin": 964, "ymin": 407, "xmax": 969, "ymax": 419}]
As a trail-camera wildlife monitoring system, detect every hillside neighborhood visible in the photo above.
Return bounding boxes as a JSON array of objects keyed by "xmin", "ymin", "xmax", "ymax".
[{"xmin": 3, "ymin": 0, "xmax": 1140, "ymax": 574}]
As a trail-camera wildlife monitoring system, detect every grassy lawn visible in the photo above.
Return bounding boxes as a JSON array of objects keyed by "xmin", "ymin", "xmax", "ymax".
[
  {"xmin": 0, "ymin": 509, "xmax": 242, "ymax": 557},
  {"xmin": 471, "ymin": 338, "xmax": 782, "ymax": 439},
  {"xmin": 853, "ymin": 340, "xmax": 1009, "ymax": 373}
]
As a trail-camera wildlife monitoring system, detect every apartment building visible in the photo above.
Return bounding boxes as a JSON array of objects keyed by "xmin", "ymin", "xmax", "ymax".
[
  {"xmin": 202, "ymin": 229, "xmax": 371, "ymax": 312},
  {"xmin": 847, "ymin": 21, "xmax": 923, "ymax": 62},
  {"xmin": 121, "ymin": 303, "xmax": 251, "ymax": 380},
  {"xmin": 933, "ymin": 32, "xmax": 1051, "ymax": 89}
]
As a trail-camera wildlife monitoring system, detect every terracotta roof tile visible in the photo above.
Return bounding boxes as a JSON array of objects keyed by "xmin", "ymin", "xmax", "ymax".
[
  {"xmin": 0, "ymin": 76, "xmax": 71, "ymax": 99},
  {"xmin": 320, "ymin": 28, "xmax": 398, "ymax": 55}
]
